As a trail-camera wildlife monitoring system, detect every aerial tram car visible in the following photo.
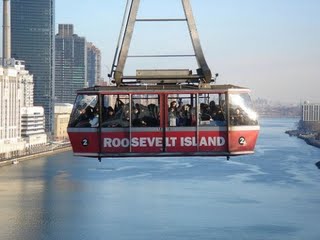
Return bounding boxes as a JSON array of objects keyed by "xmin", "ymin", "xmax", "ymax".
[{"xmin": 67, "ymin": 0, "xmax": 259, "ymax": 161}]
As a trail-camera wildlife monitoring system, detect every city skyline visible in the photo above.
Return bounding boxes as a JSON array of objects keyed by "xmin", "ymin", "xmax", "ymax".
[{"xmin": 0, "ymin": 0, "xmax": 319, "ymax": 103}]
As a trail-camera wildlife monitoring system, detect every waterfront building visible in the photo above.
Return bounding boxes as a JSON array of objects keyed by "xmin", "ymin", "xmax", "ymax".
[
  {"xmin": 0, "ymin": 59, "xmax": 26, "ymax": 158},
  {"xmin": 11, "ymin": 0, "xmax": 55, "ymax": 132},
  {"xmin": 0, "ymin": 59, "xmax": 47, "ymax": 158},
  {"xmin": 0, "ymin": 0, "xmax": 47, "ymax": 159},
  {"xmin": 87, "ymin": 42, "xmax": 101, "ymax": 87},
  {"xmin": 302, "ymin": 102, "xmax": 320, "ymax": 122},
  {"xmin": 55, "ymin": 24, "xmax": 87, "ymax": 104},
  {"xmin": 302, "ymin": 102, "xmax": 320, "ymax": 132},
  {"xmin": 54, "ymin": 103, "xmax": 73, "ymax": 141},
  {"xmin": 21, "ymin": 106, "xmax": 47, "ymax": 147},
  {"xmin": 16, "ymin": 60, "xmax": 47, "ymax": 148},
  {"xmin": 15, "ymin": 60, "xmax": 34, "ymax": 107}
]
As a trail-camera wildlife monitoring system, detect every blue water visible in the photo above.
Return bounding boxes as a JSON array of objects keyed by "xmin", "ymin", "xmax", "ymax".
[{"xmin": 0, "ymin": 118, "xmax": 320, "ymax": 240}]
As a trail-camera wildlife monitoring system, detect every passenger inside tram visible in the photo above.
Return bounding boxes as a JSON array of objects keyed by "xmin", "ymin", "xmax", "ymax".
[
  {"xmin": 73, "ymin": 107, "xmax": 92, "ymax": 128},
  {"xmin": 200, "ymin": 103, "xmax": 211, "ymax": 121},
  {"xmin": 145, "ymin": 103, "xmax": 160, "ymax": 127},
  {"xmin": 177, "ymin": 104, "xmax": 193, "ymax": 126},
  {"xmin": 230, "ymin": 108, "xmax": 245, "ymax": 126},
  {"xmin": 69, "ymin": 93, "xmax": 258, "ymax": 128},
  {"xmin": 168, "ymin": 101, "xmax": 178, "ymax": 126},
  {"xmin": 132, "ymin": 103, "xmax": 146, "ymax": 127},
  {"xmin": 168, "ymin": 98, "xmax": 197, "ymax": 127},
  {"xmin": 198, "ymin": 100, "xmax": 227, "ymax": 126},
  {"xmin": 101, "ymin": 98, "xmax": 130, "ymax": 127},
  {"xmin": 104, "ymin": 106, "xmax": 115, "ymax": 120},
  {"xmin": 100, "ymin": 96, "xmax": 160, "ymax": 128},
  {"xmin": 229, "ymin": 93, "xmax": 258, "ymax": 126},
  {"xmin": 131, "ymin": 103, "xmax": 159, "ymax": 127},
  {"xmin": 214, "ymin": 106, "xmax": 225, "ymax": 120},
  {"xmin": 89, "ymin": 105, "xmax": 100, "ymax": 127},
  {"xmin": 70, "ymin": 101, "xmax": 100, "ymax": 128},
  {"xmin": 68, "ymin": 94, "xmax": 101, "ymax": 128},
  {"xmin": 208, "ymin": 100, "xmax": 226, "ymax": 125}
]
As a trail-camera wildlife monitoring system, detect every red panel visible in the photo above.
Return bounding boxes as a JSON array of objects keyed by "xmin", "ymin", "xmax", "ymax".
[
  {"xmin": 69, "ymin": 129, "xmax": 259, "ymax": 156},
  {"xmin": 101, "ymin": 132, "xmax": 130, "ymax": 153},
  {"xmin": 165, "ymin": 131, "xmax": 227, "ymax": 152},
  {"xmin": 68, "ymin": 132, "xmax": 100, "ymax": 154},
  {"xmin": 101, "ymin": 132, "xmax": 165, "ymax": 153},
  {"xmin": 166, "ymin": 131, "xmax": 197, "ymax": 152},
  {"xmin": 199, "ymin": 131, "xmax": 228, "ymax": 152},
  {"xmin": 131, "ymin": 131, "xmax": 163, "ymax": 153},
  {"xmin": 228, "ymin": 129, "xmax": 259, "ymax": 153}
]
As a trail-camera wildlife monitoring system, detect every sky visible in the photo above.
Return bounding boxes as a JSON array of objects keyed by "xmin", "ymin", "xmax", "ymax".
[{"xmin": 3, "ymin": 0, "xmax": 320, "ymax": 103}]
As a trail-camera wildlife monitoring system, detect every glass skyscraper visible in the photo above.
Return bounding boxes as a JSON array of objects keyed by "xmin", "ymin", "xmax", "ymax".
[
  {"xmin": 87, "ymin": 42, "xmax": 101, "ymax": 87},
  {"xmin": 11, "ymin": 0, "xmax": 55, "ymax": 132},
  {"xmin": 55, "ymin": 24, "xmax": 87, "ymax": 104}
]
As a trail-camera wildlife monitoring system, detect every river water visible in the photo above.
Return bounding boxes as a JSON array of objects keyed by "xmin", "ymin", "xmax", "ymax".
[{"xmin": 0, "ymin": 118, "xmax": 319, "ymax": 240}]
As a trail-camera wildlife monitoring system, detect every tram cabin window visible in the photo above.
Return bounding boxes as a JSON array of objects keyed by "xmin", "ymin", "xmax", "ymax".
[
  {"xmin": 132, "ymin": 94, "xmax": 160, "ymax": 127},
  {"xmin": 168, "ymin": 94, "xmax": 196, "ymax": 127},
  {"xmin": 229, "ymin": 93, "xmax": 258, "ymax": 126},
  {"xmin": 101, "ymin": 95, "xmax": 130, "ymax": 128},
  {"xmin": 68, "ymin": 94, "xmax": 99, "ymax": 128},
  {"xmin": 198, "ymin": 93, "xmax": 227, "ymax": 126}
]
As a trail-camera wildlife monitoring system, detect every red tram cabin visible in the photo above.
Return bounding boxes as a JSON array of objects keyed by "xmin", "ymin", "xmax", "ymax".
[{"xmin": 67, "ymin": 84, "xmax": 259, "ymax": 160}]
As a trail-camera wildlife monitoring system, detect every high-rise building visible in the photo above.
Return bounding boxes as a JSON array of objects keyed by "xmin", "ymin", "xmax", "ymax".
[
  {"xmin": 0, "ymin": 59, "xmax": 47, "ymax": 157},
  {"xmin": 16, "ymin": 60, "xmax": 47, "ymax": 147},
  {"xmin": 301, "ymin": 101, "xmax": 320, "ymax": 132},
  {"xmin": 0, "ymin": 59, "xmax": 29, "ymax": 158},
  {"xmin": 87, "ymin": 42, "xmax": 101, "ymax": 87},
  {"xmin": 1, "ymin": 0, "xmax": 47, "ymax": 159},
  {"xmin": 0, "ymin": 60, "xmax": 23, "ymax": 141},
  {"xmin": 55, "ymin": 24, "xmax": 87, "ymax": 104},
  {"xmin": 15, "ymin": 60, "xmax": 34, "ymax": 107},
  {"xmin": 11, "ymin": 0, "xmax": 55, "ymax": 132},
  {"xmin": 302, "ymin": 102, "xmax": 320, "ymax": 122}
]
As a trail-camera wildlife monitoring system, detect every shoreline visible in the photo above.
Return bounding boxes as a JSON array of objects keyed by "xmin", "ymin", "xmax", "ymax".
[
  {"xmin": 285, "ymin": 130, "xmax": 320, "ymax": 149},
  {"xmin": 0, "ymin": 146, "xmax": 72, "ymax": 167}
]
